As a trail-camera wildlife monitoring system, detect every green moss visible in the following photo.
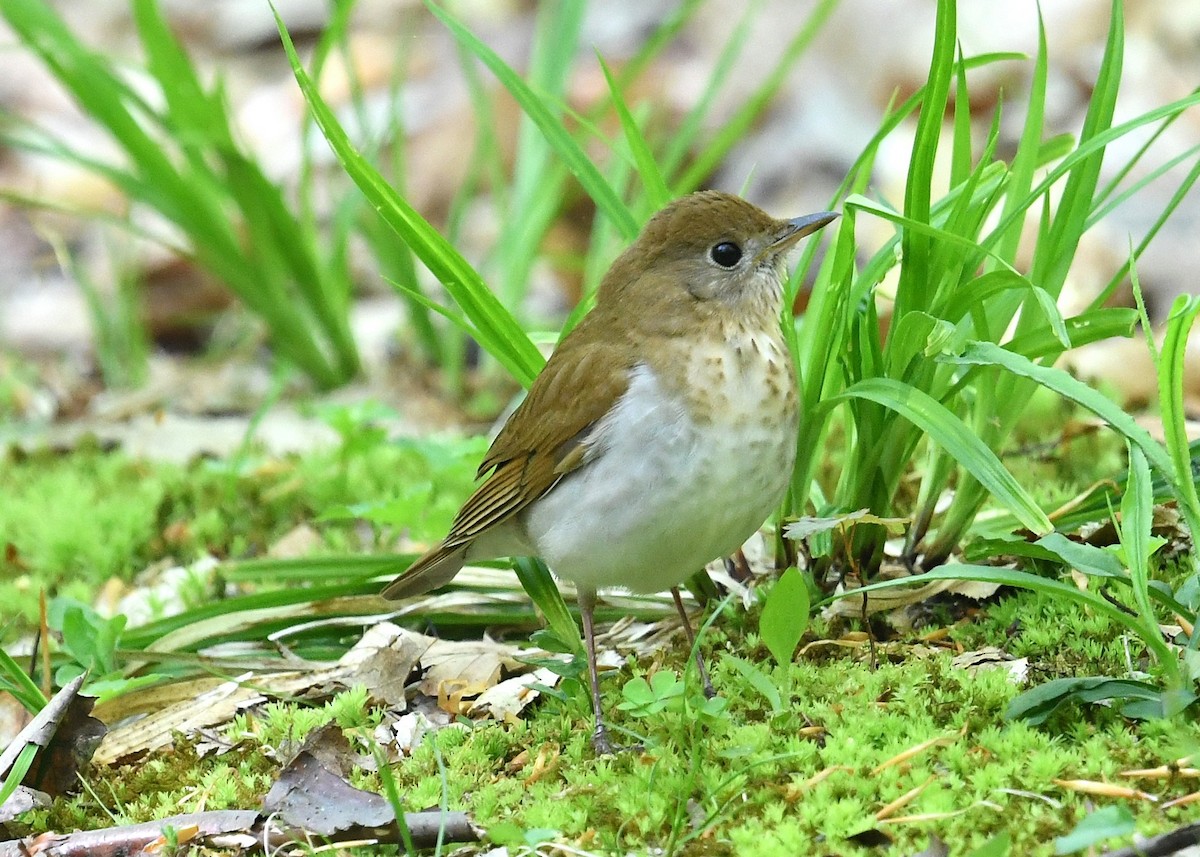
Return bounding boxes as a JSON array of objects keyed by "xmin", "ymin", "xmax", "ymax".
[
  {"xmin": 0, "ymin": 432, "xmax": 484, "ymax": 641},
  {"xmin": 8, "ymin": 598, "xmax": 1195, "ymax": 854}
]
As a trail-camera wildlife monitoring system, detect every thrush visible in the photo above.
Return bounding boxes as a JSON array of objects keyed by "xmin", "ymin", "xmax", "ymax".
[{"xmin": 384, "ymin": 191, "xmax": 837, "ymax": 752}]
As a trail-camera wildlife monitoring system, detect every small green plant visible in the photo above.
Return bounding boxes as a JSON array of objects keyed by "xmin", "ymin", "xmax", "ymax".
[{"xmin": 617, "ymin": 670, "xmax": 729, "ymax": 737}]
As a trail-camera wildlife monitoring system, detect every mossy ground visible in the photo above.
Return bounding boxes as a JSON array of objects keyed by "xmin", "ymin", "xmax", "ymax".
[
  {"xmin": 12, "ymin": 604, "xmax": 1197, "ymax": 856},
  {"xmin": 2, "ymin": 411, "xmax": 1196, "ymax": 855},
  {"xmin": 0, "ymin": 426, "xmax": 484, "ymax": 642}
]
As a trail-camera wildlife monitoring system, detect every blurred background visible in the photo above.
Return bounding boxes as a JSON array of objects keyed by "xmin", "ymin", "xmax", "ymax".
[{"xmin": 1, "ymin": 0, "xmax": 1197, "ymax": 448}]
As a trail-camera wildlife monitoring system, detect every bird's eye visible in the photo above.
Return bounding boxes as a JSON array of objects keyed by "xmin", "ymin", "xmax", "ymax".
[{"xmin": 710, "ymin": 241, "xmax": 742, "ymax": 268}]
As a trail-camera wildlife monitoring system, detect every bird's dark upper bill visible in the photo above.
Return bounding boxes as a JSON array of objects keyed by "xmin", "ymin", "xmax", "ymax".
[{"xmin": 777, "ymin": 211, "xmax": 840, "ymax": 245}]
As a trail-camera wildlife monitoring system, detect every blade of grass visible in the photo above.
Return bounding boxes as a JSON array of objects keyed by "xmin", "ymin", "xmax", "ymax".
[
  {"xmin": 1120, "ymin": 444, "xmax": 1183, "ymax": 691},
  {"xmin": 274, "ymin": 6, "xmax": 544, "ymax": 387},
  {"xmin": 944, "ymin": 342, "xmax": 1174, "ymax": 478},
  {"xmin": 674, "ymin": 0, "xmax": 840, "ymax": 193},
  {"xmin": 425, "ymin": 0, "xmax": 637, "ymax": 240},
  {"xmin": 1157, "ymin": 295, "xmax": 1200, "ymax": 579},
  {"xmin": 660, "ymin": 0, "xmax": 763, "ymax": 180},
  {"xmin": 512, "ymin": 557, "xmax": 584, "ymax": 654},
  {"xmin": 494, "ymin": 0, "xmax": 585, "ymax": 309},
  {"xmin": 597, "ymin": 53, "xmax": 671, "ymax": 211},
  {"xmin": 825, "ymin": 377, "xmax": 1053, "ymax": 534}
]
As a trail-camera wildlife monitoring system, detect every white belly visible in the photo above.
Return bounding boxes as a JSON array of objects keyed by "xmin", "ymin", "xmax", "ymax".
[{"xmin": 523, "ymin": 359, "xmax": 797, "ymax": 594}]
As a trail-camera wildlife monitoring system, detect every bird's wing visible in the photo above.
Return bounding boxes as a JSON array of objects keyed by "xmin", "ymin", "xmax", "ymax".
[
  {"xmin": 446, "ymin": 326, "xmax": 633, "ymax": 547},
  {"xmin": 382, "ymin": 315, "xmax": 632, "ymax": 601}
]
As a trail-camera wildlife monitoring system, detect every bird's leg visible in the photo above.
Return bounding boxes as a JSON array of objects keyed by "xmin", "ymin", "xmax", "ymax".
[
  {"xmin": 579, "ymin": 587, "xmax": 616, "ymax": 754},
  {"xmin": 671, "ymin": 586, "xmax": 715, "ymax": 699}
]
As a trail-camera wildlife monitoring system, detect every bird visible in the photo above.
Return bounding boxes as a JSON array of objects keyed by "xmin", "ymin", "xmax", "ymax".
[{"xmin": 383, "ymin": 190, "xmax": 838, "ymax": 753}]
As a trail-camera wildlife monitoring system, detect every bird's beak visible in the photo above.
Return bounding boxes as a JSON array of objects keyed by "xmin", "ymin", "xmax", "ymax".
[
  {"xmin": 777, "ymin": 211, "xmax": 840, "ymax": 247},
  {"xmin": 758, "ymin": 210, "xmax": 839, "ymax": 263}
]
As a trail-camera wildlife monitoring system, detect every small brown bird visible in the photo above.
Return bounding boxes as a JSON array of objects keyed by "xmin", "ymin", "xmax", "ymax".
[{"xmin": 384, "ymin": 191, "xmax": 837, "ymax": 752}]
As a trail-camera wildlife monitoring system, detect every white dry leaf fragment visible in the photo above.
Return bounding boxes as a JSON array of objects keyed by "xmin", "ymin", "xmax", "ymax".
[
  {"xmin": 952, "ymin": 647, "xmax": 1030, "ymax": 684},
  {"xmin": 329, "ymin": 622, "xmax": 429, "ymax": 708},
  {"xmin": 595, "ymin": 613, "xmax": 693, "ymax": 660},
  {"xmin": 595, "ymin": 649, "xmax": 624, "ymax": 671},
  {"xmin": 949, "ymin": 579, "xmax": 1002, "ymax": 601},
  {"xmin": 382, "ymin": 711, "xmax": 437, "ymax": 756},
  {"xmin": 785, "ymin": 509, "xmax": 910, "ymax": 542},
  {"xmin": 192, "ymin": 727, "xmax": 239, "ymax": 759},
  {"xmin": 0, "ymin": 786, "xmax": 49, "ymax": 824},
  {"xmin": 468, "ymin": 667, "xmax": 561, "ymax": 721}
]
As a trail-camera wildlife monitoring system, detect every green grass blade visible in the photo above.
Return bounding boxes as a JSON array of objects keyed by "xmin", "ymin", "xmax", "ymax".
[
  {"xmin": 0, "ymin": 646, "xmax": 47, "ymax": 712},
  {"xmin": 0, "ymin": 744, "xmax": 38, "ymax": 808},
  {"xmin": 981, "ymin": 89, "xmax": 1200, "ymax": 267},
  {"xmin": 661, "ymin": 0, "xmax": 762, "ymax": 181},
  {"xmin": 425, "ymin": 0, "xmax": 637, "ymax": 240},
  {"xmin": 1158, "ymin": 295, "xmax": 1200, "ymax": 575},
  {"xmin": 495, "ymin": 0, "xmax": 584, "ymax": 307},
  {"xmin": 674, "ymin": 0, "xmax": 839, "ymax": 193},
  {"xmin": 274, "ymin": 7, "xmax": 544, "ymax": 387},
  {"xmin": 1093, "ymin": 154, "xmax": 1200, "ymax": 309},
  {"xmin": 992, "ymin": 7, "xmax": 1047, "ymax": 268},
  {"xmin": 945, "ymin": 342, "xmax": 1173, "ymax": 478},
  {"xmin": 1001, "ymin": 308, "xmax": 1137, "ymax": 362},
  {"xmin": 896, "ymin": 0, "xmax": 956, "ymax": 316},
  {"xmin": 1031, "ymin": 0, "xmax": 1123, "ymax": 297},
  {"xmin": 597, "ymin": 54, "xmax": 670, "ymax": 211},
  {"xmin": 512, "ymin": 557, "xmax": 583, "ymax": 655},
  {"xmin": 1119, "ymin": 444, "xmax": 1182, "ymax": 688},
  {"xmin": 131, "ymin": 0, "xmax": 234, "ymax": 150},
  {"xmin": 828, "ymin": 377, "xmax": 1053, "ymax": 534},
  {"xmin": 1087, "ymin": 142, "xmax": 1200, "ymax": 229}
]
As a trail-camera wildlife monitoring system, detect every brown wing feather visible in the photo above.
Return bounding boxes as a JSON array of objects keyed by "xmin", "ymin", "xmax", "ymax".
[
  {"xmin": 382, "ymin": 312, "xmax": 633, "ymax": 600},
  {"xmin": 455, "ymin": 319, "xmax": 632, "ymax": 540}
]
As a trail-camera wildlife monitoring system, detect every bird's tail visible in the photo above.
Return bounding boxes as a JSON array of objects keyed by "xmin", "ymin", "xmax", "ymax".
[{"xmin": 381, "ymin": 541, "xmax": 468, "ymax": 600}]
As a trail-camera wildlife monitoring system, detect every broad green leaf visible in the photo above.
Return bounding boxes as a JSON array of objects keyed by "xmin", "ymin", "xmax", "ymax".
[
  {"xmin": 1005, "ymin": 676, "xmax": 1166, "ymax": 725},
  {"xmin": 725, "ymin": 656, "xmax": 784, "ymax": 714},
  {"xmin": 760, "ymin": 567, "xmax": 810, "ymax": 666},
  {"xmin": 1035, "ymin": 534, "xmax": 1125, "ymax": 579},
  {"xmin": 1054, "ymin": 805, "xmax": 1136, "ymax": 855}
]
